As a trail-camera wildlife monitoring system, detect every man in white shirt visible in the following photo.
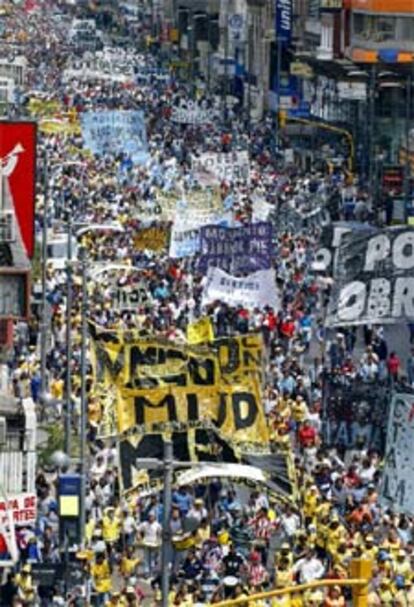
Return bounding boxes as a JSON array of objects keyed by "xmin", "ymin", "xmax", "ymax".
[{"xmin": 293, "ymin": 548, "xmax": 325, "ymax": 584}]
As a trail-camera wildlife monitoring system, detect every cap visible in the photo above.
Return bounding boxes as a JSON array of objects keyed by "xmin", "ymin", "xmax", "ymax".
[
  {"xmin": 22, "ymin": 564, "xmax": 31, "ymax": 573},
  {"xmin": 126, "ymin": 586, "xmax": 135, "ymax": 594}
]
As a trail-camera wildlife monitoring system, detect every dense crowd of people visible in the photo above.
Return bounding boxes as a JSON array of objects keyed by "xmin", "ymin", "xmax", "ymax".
[{"xmin": 1, "ymin": 1, "xmax": 414, "ymax": 606}]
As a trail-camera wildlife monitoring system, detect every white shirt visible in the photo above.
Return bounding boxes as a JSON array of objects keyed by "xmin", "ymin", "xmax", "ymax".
[
  {"xmin": 139, "ymin": 520, "xmax": 161, "ymax": 545},
  {"xmin": 293, "ymin": 556, "xmax": 325, "ymax": 583}
]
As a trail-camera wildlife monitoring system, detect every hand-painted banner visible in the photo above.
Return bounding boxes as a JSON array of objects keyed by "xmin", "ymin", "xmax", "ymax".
[
  {"xmin": 326, "ymin": 227, "xmax": 414, "ymax": 326},
  {"xmin": 202, "ymin": 268, "xmax": 279, "ymax": 310},
  {"xmin": 134, "ymin": 225, "xmax": 169, "ymax": 252},
  {"xmin": 117, "ymin": 378, "xmax": 268, "ymax": 446},
  {"xmin": 192, "ymin": 151, "xmax": 250, "ymax": 184},
  {"xmin": 312, "ymin": 222, "xmax": 376, "ymax": 273},
  {"xmin": 197, "ymin": 222, "xmax": 273, "ymax": 273},
  {"xmin": 81, "ymin": 110, "xmax": 148, "ymax": 164},
  {"xmin": 90, "ymin": 328, "xmax": 263, "ymax": 391},
  {"xmin": 380, "ymin": 392, "xmax": 414, "ymax": 514}
]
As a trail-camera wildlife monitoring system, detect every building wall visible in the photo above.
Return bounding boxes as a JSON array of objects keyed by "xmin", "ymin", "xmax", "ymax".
[{"xmin": 349, "ymin": 0, "xmax": 414, "ymax": 62}]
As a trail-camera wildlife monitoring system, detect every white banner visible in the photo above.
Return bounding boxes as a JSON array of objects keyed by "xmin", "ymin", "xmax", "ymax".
[
  {"xmin": 381, "ymin": 393, "xmax": 414, "ymax": 514},
  {"xmin": 252, "ymin": 196, "xmax": 273, "ymax": 222},
  {"xmin": 169, "ymin": 219, "xmax": 201, "ymax": 258},
  {"xmin": 192, "ymin": 151, "xmax": 250, "ymax": 184},
  {"xmin": 0, "ymin": 493, "xmax": 37, "ymax": 527},
  {"xmin": 202, "ymin": 267, "xmax": 279, "ymax": 310},
  {"xmin": 171, "ymin": 100, "xmax": 216, "ymax": 125}
]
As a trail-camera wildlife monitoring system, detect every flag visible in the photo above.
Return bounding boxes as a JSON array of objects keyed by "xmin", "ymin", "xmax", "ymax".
[{"xmin": 186, "ymin": 317, "xmax": 214, "ymax": 345}]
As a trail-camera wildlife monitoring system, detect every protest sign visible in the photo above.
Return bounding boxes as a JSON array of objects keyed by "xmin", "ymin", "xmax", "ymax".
[
  {"xmin": 170, "ymin": 100, "xmax": 216, "ymax": 125},
  {"xmin": 169, "ymin": 218, "xmax": 201, "ymax": 258},
  {"xmin": 0, "ymin": 493, "xmax": 37, "ymax": 526},
  {"xmin": 134, "ymin": 225, "xmax": 169, "ymax": 252},
  {"xmin": 90, "ymin": 329, "xmax": 263, "ymax": 390},
  {"xmin": 192, "ymin": 151, "xmax": 250, "ymax": 184},
  {"xmin": 323, "ymin": 376, "xmax": 389, "ymax": 452},
  {"xmin": 202, "ymin": 268, "xmax": 279, "ymax": 310},
  {"xmin": 197, "ymin": 222, "xmax": 273, "ymax": 273},
  {"xmin": 381, "ymin": 393, "xmax": 414, "ymax": 514},
  {"xmin": 90, "ymin": 328, "xmax": 267, "ymax": 455},
  {"xmin": 252, "ymin": 196, "xmax": 273, "ymax": 222},
  {"xmin": 117, "ymin": 378, "xmax": 267, "ymax": 446},
  {"xmin": 312, "ymin": 222, "xmax": 376, "ymax": 273},
  {"xmin": 81, "ymin": 110, "xmax": 148, "ymax": 164},
  {"xmin": 326, "ymin": 227, "xmax": 414, "ymax": 326}
]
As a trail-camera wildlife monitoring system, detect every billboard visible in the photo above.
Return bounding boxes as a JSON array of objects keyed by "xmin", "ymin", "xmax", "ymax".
[
  {"xmin": 0, "ymin": 122, "xmax": 37, "ymax": 259},
  {"xmin": 276, "ymin": 0, "xmax": 292, "ymax": 44}
]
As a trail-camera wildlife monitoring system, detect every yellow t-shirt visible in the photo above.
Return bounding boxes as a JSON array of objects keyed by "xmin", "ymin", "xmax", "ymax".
[
  {"xmin": 102, "ymin": 516, "xmax": 120, "ymax": 542},
  {"xmin": 91, "ymin": 561, "xmax": 112, "ymax": 593},
  {"xmin": 119, "ymin": 555, "xmax": 140, "ymax": 577}
]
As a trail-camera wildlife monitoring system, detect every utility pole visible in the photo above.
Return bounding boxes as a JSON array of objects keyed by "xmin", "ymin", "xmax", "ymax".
[
  {"xmin": 247, "ymin": 20, "xmax": 253, "ymax": 127},
  {"xmin": 161, "ymin": 441, "xmax": 173, "ymax": 607},
  {"xmin": 405, "ymin": 75, "xmax": 412, "ymax": 217},
  {"xmin": 40, "ymin": 151, "xmax": 48, "ymax": 395},
  {"xmin": 79, "ymin": 247, "xmax": 88, "ymax": 545},
  {"xmin": 368, "ymin": 64, "xmax": 376, "ymax": 196},
  {"xmin": 64, "ymin": 214, "xmax": 73, "ymax": 456}
]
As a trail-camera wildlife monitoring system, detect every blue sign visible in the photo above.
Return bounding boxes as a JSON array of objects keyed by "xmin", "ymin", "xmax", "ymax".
[
  {"xmin": 276, "ymin": 0, "xmax": 292, "ymax": 44},
  {"xmin": 81, "ymin": 110, "xmax": 149, "ymax": 165}
]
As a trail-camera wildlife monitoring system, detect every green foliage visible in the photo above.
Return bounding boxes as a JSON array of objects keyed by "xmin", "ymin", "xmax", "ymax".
[{"xmin": 37, "ymin": 424, "xmax": 64, "ymax": 468}]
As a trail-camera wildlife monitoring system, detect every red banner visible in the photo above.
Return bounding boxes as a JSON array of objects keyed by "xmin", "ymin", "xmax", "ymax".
[{"xmin": 0, "ymin": 122, "xmax": 37, "ymax": 259}]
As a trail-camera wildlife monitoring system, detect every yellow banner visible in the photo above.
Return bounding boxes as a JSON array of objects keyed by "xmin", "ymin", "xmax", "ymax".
[
  {"xmin": 187, "ymin": 317, "xmax": 214, "ymax": 344},
  {"xmin": 28, "ymin": 98, "xmax": 62, "ymax": 117},
  {"xmin": 39, "ymin": 119, "xmax": 81, "ymax": 135},
  {"xmin": 90, "ymin": 328, "xmax": 266, "ymax": 445},
  {"xmin": 90, "ymin": 330, "xmax": 263, "ymax": 390},
  {"xmin": 134, "ymin": 226, "xmax": 169, "ymax": 252},
  {"xmin": 117, "ymin": 378, "xmax": 268, "ymax": 445}
]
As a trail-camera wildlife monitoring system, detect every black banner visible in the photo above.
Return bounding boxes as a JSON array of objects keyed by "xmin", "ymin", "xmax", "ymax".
[
  {"xmin": 323, "ymin": 375, "xmax": 390, "ymax": 452},
  {"xmin": 326, "ymin": 227, "xmax": 414, "ymax": 326},
  {"xmin": 119, "ymin": 429, "xmax": 294, "ymax": 498}
]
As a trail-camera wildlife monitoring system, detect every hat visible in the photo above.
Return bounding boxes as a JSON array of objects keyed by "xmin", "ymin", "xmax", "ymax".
[
  {"xmin": 194, "ymin": 498, "xmax": 203, "ymax": 505},
  {"xmin": 365, "ymin": 535, "xmax": 374, "ymax": 543},
  {"xmin": 126, "ymin": 586, "xmax": 136, "ymax": 594},
  {"xmin": 22, "ymin": 564, "xmax": 31, "ymax": 573},
  {"xmin": 398, "ymin": 549, "xmax": 407, "ymax": 557},
  {"xmin": 281, "ymin": 543, "xmax": 290, "ymax": 550}
]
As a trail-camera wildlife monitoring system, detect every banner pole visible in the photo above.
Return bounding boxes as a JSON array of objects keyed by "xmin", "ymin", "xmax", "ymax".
[
  {"xmin": 64, "ymin": 214, "xmax": 73, "ymax": 456},
  {"xmin": 161, "ymin": 440, "xmax": 173, "ymax": 607}
]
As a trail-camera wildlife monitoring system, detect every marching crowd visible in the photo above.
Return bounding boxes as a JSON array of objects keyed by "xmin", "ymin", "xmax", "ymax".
[{"xmin": 1, "ymin": 1, "xmax": 414, "ymax": 606}]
